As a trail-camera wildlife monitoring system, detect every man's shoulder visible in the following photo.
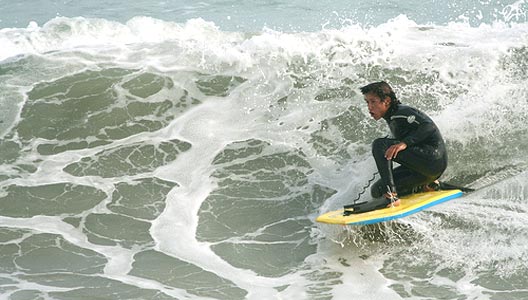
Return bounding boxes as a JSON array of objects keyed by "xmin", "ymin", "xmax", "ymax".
[
  {"xmin": 389, "ymin": 105, "xmax": 418, "ymax": 119},
  {"xmin": 390, "ymin": 105, "xmax": 431, "ymax": 124},
  {"xmin": 395, "ymin": 104, "xmax": 420, "ymax": 114}
]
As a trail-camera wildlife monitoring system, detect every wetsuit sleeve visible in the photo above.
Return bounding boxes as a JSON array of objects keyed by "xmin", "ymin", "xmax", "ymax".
[{"xmin": 401, "ymin": 122, "xmax": 436, "ymax": 146}]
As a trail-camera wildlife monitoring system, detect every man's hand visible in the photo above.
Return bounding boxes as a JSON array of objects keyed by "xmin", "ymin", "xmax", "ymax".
[{"xmin": 385, "ymin": 142, "xmax": 407, "ymax": 160}]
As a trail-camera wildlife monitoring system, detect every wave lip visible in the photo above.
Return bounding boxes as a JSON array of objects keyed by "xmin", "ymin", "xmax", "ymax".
[
  {"xmin": 1, "ymin": 12, "xmax": 528, "ymax": 62},
  {"xmin": 0, "ymin": 16, "xmax": 236, "ymax": 62}
]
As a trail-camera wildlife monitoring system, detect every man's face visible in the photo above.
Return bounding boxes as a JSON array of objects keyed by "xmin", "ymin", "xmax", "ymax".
[{"xmin": 364, "ymin": 92, "xmax": 390, "ymax": 120}]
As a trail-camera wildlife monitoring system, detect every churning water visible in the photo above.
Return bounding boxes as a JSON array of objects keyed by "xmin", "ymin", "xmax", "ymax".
[{"xmin": 0, "ymin": 0, "xmax": 527, "ymax": 299}]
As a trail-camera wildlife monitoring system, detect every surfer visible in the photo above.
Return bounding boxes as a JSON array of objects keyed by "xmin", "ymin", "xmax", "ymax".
[{"xmin": 361, "ymin": 81, "xmax": 447, "ymax": 207}]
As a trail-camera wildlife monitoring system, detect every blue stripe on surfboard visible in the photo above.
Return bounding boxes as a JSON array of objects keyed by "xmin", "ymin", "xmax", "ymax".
[{"xmin": 346, "ymin": 190, "xmax": 463, "ymax": 226}]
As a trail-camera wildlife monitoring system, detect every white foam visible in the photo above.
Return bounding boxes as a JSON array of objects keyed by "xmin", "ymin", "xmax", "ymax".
[{"xmin": 1, "ymin": 14, "xmax": 528, "ymax": 299}]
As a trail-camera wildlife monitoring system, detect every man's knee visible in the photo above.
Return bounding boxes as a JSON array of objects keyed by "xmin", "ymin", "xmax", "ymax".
[{"xmin": 372, "ymin": 138, "xmax": 388, "ymax": 156}]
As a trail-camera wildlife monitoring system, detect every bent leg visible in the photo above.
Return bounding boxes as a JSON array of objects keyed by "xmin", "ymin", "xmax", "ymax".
[
  {"xmin": 393, "ymin": 146, "xmax": 446, "ymax": 179},
  {"xmin": 392, "ymin": 165, "xmax": 432, "ymax": 196},
  {"xmin": 371, "ymin": 137, "xmax": 447, "ymax": 198},
  {"xmin": 371, "ymin": 138, "xmax": 399, "ymax": 194},
  {"xmin": 392, "ymin": 145, "xmax": 446, "ymax": 195}
]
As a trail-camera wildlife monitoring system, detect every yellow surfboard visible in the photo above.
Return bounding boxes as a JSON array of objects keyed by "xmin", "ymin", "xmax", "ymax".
[{"xmin": 316, "ymin": 189, "xmax": 463, "ymax": 226}]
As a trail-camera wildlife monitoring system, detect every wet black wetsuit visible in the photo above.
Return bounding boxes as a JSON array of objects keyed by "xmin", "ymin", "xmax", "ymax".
[{"xmin": 371, "ymin": 104, "xmax": 448, "ymax": 198}]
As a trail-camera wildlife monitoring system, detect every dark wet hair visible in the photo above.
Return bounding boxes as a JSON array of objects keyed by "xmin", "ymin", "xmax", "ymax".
[{"xmin": 360, "ymin": 81, "xmax": 401, "ymax": 106}]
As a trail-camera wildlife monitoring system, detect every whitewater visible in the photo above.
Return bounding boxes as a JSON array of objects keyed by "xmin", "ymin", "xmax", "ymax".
[{"xmin": 0, "ymin": 1, "xmax": 527, "ymax": 299}]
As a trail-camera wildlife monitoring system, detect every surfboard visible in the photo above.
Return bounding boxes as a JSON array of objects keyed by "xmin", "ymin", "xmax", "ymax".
[{"xmin": 316, "ymin": 189, "xmax": 463, "ymax": 226}]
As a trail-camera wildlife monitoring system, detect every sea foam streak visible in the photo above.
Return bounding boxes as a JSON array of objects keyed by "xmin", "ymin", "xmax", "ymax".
[{"xmin": 0, "ymin": 15, "xmax": 527, "ymax": 299}]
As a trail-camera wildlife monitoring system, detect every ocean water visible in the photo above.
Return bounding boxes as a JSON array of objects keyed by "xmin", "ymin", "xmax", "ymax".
[{"xmin": 0, "ymin": 0, "xmax": 528, "ymax": 299}]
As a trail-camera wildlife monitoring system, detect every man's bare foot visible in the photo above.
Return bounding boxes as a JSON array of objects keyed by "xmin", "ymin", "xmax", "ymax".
[
  {"xmin": 387, "ymin": 198, "xmax": 401, "ymax": 207},
  {"xmin": 384, "ymin": 192, "xmax": 400, "ymax": 207},
  {"xmin": 423, "ymin": 180, "xmax": 440, "ymax": 192}
]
